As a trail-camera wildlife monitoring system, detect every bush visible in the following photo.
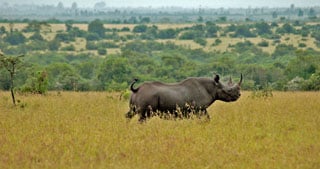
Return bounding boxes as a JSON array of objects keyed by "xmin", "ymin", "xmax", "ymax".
[
  {"xmin": 121, "ymin": 27, "xmax": 130, "ymax": 32},
  {"xmin": 4, "ymin": 32, "xmax": 26, "ymax": 45},
  {"xmin": 298, "ymin": 43, "xmax": 307, "ymax": 48},
  {"xmin": 97, "ymin": 41, "xmax": 119, "ymax": 48},
  {"xmin": 157, "ymin": 28, "xmax": 177, "ymax": 39},
  {"xmin": 29, "ymin": 32, "xmax": 44, "ymax": 41},
  {"xmin": 133, "ymin": 25, "xmax": 148, "ymax": 33},
  {"xmin": 55, "ymin": 32, "xmax": 75, "ymax": 42},
  {"xmin": 88, "ymin": 19, "xmax": 105, "ymax": 38},
  {"xmin": 179, "ymin": 31, "xmax": 203, "ymax": 40},
  {"xmin": 233, "ymin": 25, "xmax": 256, "ymax": 37},
  {"xmin": 61, "ymin": 45, "xmax": 75, "ymax": 51},
  {"xmin": 212, "ymin": 38, "xmax": 222, "ymax": 46},
  {"xmin": 303, "ymin": 71, "xmax": 320, "ymax": 90},
  {"xmin": 27, "ymin": 40, "xmax": 48, "ymax": 51},
  {"xmin": 105, "ymin": 80, "xmax": 128, "ymax": 91},
  {"xmin": 19, "ymin": 71, "xmax": 48, "ymax": 94},
  {"xmin": 250, "ymin": 84, "xmax": 273, "ymax": 98},
  {"xmin": 285, "ymin": 76, "xmax": 305, "ymax": 91},
  {"xmin": 97, "ymin": 47, "xmax": 107, "ymax": 55},
  {"xmin": 85, "ymin": 32, "xmax": 100, "ymax": 41},
  {"xmin": 194, "ymin": 38, "xmax": 207, "ymax": 46},
  {"xmin": 86, "ymin": 41, "xmax": 97, "ymax": 50},
  {"xmin": 48, "ymin": 39, "xmax": 60, "ymax": 51},
  {"xmin": 257, "ymin": 40, "xmax": 269, "ymax": 47}
]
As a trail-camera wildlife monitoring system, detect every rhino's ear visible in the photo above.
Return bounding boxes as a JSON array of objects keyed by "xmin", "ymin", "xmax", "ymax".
[{"xmin": 214, "ymin": 74, "xmax": 220, "ymax": 83}]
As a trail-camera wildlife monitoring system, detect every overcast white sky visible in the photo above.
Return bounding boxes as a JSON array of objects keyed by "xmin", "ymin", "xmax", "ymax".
[{"xmin": 1, "ymin": 0, "xmax": 320, "ymax": 8}]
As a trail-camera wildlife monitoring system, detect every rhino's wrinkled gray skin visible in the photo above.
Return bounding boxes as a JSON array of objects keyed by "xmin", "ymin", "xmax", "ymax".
[{"xmin": 126, "ymin": 74, "xmax": 242, "ymax": 122}]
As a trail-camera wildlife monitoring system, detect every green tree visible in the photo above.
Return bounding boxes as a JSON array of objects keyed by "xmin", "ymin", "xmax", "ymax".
[
  {"xmin": 133, "ymin": 24, "xmax": 148, "ymax": 33},
  {"xmin": 97, "ymin": 47, "xmax": 107, "ymax": 55},
  {"xmin": 46, "ymin": 63, "xmax": 80, "ymax": 90},
  {"xmin": 0, "ymin": 54, "xmax": 24, "ymax": 105},
  {"xmin": 276, "ymin": 23, "xmax": 296, "ymax": 34},
  {"xmin": 22, "ymin": 21, "xmax": 49, "ymax": 33},
  {"xmin": 304, "ymin": 71, "xmax": 320, "ymax": 90},
  {"xmin": 194, "ymin": 38, "xmax": 207, "ymax": 46},
  {"xmin": 272, "ymin": 11, "xmax": 278, "ymax": 18},
  {"xmin": 0, "ymin": 26, "xmax": 6, "ymax": 35},
  {"xmin": 157, "ymin": 28, "xmax": 177, "ymax": 39},
  {"xmin": 179, "ymin": 30, "xmax": 204, "ymax": 40},
  {"xmin": 255, "ymin": 22, "xmax": 272, "ymax": 35},
  {"xmin": 88, "ymin": 19, "xmax": 105, "ymax": 38},
  {"xmin": 272, "ymin": 44, "xmax": 296, "ymax": 58},
  {"xmin": 233, "ymin": 25, "xmax": 256, "ymax": 37},
  {"xmin": 85, "ymin": 32, "xmax": 100, "ymax": 41},
  {"xmin": 75, "ymin": 61, "xmax": 96, "ymax": 79},
  {"xmin": 29, "ymin": 32, "xmax": 44, "ymax": 41},
  {"xmin": 308, "ymin": 8, "xmax": 316, "ymax": 18},
  {"xmin": 98, "ymin": 56, "xmax": 132, "ymax": 90},
  {"xmin": 140, "ymin": 17, "xmax": 151, "ymax": 23},
  {"xmin": 20, "ymin": 70, "xmax": 48, "ymax": 94},
  {"xmin": 48, "ymin": 39, "xmax": 61, "ymax": 51},
  {"xmin": 205, "ymin": 21, "xmax": 219, "ymax": 37},
  {"xmin": 65, "ymin": 20, "xmax": 74, "ymax": 32},
  {"xmin": 285, "ymin": 52, "xmax": 317, "ymax": 79},
  {"xmin": 298, "ymin": 9, "xmax": 304, "ymax": 17},
  {"xmin": 4, "ymin": 31, "xmax": 26, "ymax": 45},
  {"xmin": 55, "ymin": 32, "xmax": 75, "ymax": 42}
]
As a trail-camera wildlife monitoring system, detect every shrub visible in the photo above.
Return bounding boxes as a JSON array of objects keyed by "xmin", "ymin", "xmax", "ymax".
[
  {"xmin": 86, "ymin": 41, "xmax": 97, "ymax": 50},
  {"xmin": 194, "ymin": 38, "xmax": 207, "ymax": 46},
  {"xmin": 285, "ymin": 76, "xmax": 305, "ymax": 91},
  {"xmin": 250, "ymin": 84, "xmax": 273, "ymax": 98},
  {"xmin": 298, "ymin": 43, "xmax": 307, "ymax": 48},
  {"xmin": 85, "ymin": 32, "xmax": 100, "ymax": 41},
  {"xmin": 257, "ymin": 40, "xmax": 269, "ymax": 47},
  {"xmin": 4, "ymin": 32, "xmax": 26, "ymax": 45},
  {"xmin": 48, "ymin": 39, "xmax": 60, "ymax": 51},
  {"xmin": 212, "ymin": 38, "xmax": 222, "ymax": 46},
  {"xmin": 97, "ymin": 47, "xmax": 107, "ymax": 55},
  {"xmin": 29, "ymin": 32, "xmax": 44, "ymax": 41},
  {"xmin": 133, "ymin": 25, "xmax": 148, "ymax": 33},
  {"xmin": 19, "ymin": 71, "xmax": 48, "ymax": 94},
  {"xmin": 88, "ymin": 19, "xmax": 105, "ymax": 37},
  {"xmin": 61, "ymin": 45, "xmax": 75, "ymax": 51},
  {"xmin": 179, "ymin": 31, "xmax": 203, "ymax": 40}
]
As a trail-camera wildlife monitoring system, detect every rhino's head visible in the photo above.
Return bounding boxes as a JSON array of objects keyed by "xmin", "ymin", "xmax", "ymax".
[{"xmin": 214, "ymin": 74, "xmax": 242, "ymax": 102}]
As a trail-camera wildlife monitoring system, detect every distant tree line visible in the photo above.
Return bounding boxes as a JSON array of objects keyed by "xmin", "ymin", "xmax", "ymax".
[
  {"xmin": 0, "ymin": 3, "xmax": 319, "ymax": 23},
  {"xmin": 1, "ymin": 20, "xmax": 320, "ymax": 92}
]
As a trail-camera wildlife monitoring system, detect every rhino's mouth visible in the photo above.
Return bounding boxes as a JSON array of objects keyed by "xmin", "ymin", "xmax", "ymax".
[{"xmin": 222, "ymin": 88, "xmax": 241, "ymax": 101}]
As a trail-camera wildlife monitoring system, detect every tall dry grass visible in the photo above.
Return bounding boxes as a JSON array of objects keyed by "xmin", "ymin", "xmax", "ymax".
[{"xmin": 0, "ymin": 91, "xmax": 319, "ymax": 168}]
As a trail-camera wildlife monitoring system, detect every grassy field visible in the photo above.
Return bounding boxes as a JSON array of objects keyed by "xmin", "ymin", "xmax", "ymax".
[{"xmin": 0, "ymin": 91, "xmax": 319, "ymax": 168}]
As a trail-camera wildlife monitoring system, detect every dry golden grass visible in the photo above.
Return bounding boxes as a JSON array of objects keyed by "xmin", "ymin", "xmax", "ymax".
[{"xmin": 0, "ymin": 91, "xmax": 319, "ymax": 168}]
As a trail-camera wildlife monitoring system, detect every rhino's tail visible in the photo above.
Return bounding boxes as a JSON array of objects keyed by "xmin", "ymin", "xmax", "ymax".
[{"xmin": 130, "ymin": 78, "xmax": 139, "ymax": 93}]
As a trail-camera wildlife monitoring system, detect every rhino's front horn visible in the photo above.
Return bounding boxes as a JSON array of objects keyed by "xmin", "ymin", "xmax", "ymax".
[{"xmin": 238, "ymin": 74, "xmax": 243, "ymax": 86}]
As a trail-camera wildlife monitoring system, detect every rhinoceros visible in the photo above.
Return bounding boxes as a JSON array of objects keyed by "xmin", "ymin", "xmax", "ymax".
[{"xmin": 125, "ymin": 74, "xmax": 242, "ymax": 122}]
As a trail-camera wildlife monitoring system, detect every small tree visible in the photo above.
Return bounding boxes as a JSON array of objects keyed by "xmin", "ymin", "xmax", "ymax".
[
  {"xmin": 88, "ymin": 19, "xmax": 105, "ymax": 38},
  {"xmin": 4, "ymin": 31, "xmax": 26, "ymax": 45},
  {"xmin": 0, "ymin": 54, "xmax": 24, "ymax": 105}
]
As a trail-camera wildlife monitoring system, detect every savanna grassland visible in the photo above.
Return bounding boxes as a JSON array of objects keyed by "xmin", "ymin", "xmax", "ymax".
[{"xmin": 1, "ymin": 91, "xmax": 319, "ymax": 168}]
